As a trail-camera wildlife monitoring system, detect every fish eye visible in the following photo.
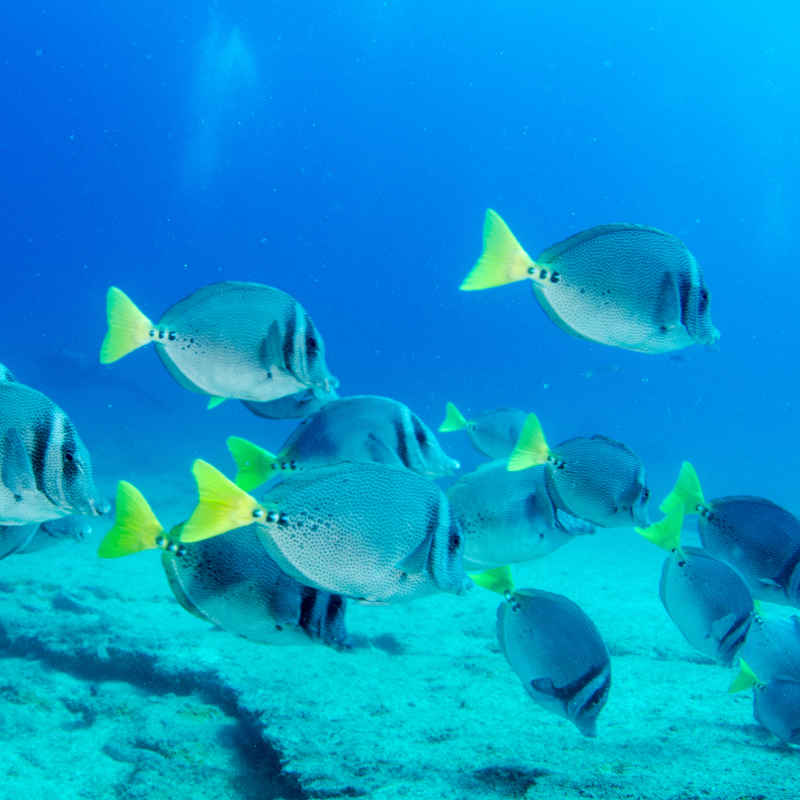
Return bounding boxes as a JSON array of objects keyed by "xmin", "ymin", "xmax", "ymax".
[
  {"xmin": 698, "ymin": 287, "xmax": 709, "ymax": 315},
  {"xmin": 448, "ymin": 530, "xmax": 461, "ymax": 554},
  {"xmin": 642, "ymin": 487, "xmax": 650, "ymax": 501},
  {"xmin": 305, "ymin": 334, "xmax": 319, "ymax": 358}
]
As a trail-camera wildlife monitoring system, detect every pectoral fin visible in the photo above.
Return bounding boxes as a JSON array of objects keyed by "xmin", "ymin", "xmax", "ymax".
[
  {"xmin": 1, "ymin": 429, "xmax": 36, "ymax": 499},
  {"xmin": 397, "ymin": 535, "xmax": 433, "ymax": 575}
]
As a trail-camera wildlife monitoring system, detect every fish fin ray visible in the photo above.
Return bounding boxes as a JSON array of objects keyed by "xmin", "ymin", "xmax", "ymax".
[
  {"xmin": 100, "ymin": 287, "xmax": 153, "ymax": 364},
  {"xmin": 460, "ymin": 209, "xmax": 534, "ymax": 290},
  {"xmin": 226, "ymin": 436, "xmax": 277, "ymax": 491},
  {"xmin": 507, "ymin": 413, "xmax": 549, "ymax": 471},
  {"xmin": 97, "ymin": 481, "xmax": 163, "ymax": 558},
  {"xmin": 468, "ymin": 565, "xmax": 514, "ymax": 595}
]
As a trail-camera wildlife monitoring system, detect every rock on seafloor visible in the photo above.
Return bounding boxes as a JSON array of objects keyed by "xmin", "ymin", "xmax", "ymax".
[{"xmin": 0, "ymin": 486, "xmax": 797, "ymax": 800}]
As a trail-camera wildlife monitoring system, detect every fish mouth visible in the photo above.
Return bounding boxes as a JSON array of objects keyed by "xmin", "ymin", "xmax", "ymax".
[{"xmin": 86, "ymin": 497, "xmax": 111, "ymax": 517}]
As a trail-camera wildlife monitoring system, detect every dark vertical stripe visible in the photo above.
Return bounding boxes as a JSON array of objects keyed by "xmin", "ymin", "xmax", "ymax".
[
  {"xmin": 61, "ymin": 420, "xmax": 79, "ymax": 483},
  {"xmin": 425, "ymin": 497, "xmax": 441, "ymax": 544},
  {"xmin": 303, "ymin": 313, "xmax": 319, "ymax": 366},
  {"xmin": 578, "ymin": 672, "xmax": 611, "ymax": 719},
  {"xmin": 719, "ymin": 613, "xmax": 752, "ymax": 664},
  {"xmin": 678, "ymin": 274, "xmax": 692, "ymax": 329},
  {"xmin": 282, "ymin": 309, "xmax": 297, "ymax": 373},
  {"xmin": 30, "ymin": 418, "xmax": 53, "ymax": 496},
  {"xmin": 393, "ymin": 420, "xmax": 412, "ymax": 469}
]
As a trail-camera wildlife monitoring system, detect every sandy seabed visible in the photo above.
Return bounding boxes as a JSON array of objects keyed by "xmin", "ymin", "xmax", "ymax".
[{"xmin": 0, "ymin": 472, "xmax": 796, "ymax": 800}]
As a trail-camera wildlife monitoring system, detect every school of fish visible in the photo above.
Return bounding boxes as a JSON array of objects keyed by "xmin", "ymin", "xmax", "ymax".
[{"xmin": 2, "ymin": 211, "xmax": 797, "ymax": 745}]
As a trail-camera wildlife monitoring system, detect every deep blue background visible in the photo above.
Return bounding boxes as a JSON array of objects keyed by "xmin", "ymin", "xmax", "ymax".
[{"xmin": 2, "ymin": 1, "xmax": 798, "ymax": 505}]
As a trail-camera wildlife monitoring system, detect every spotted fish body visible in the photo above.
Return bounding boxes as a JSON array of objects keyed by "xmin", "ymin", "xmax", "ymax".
[
  {"xmin": 496, "ymin": 588, "xmax": 611, "ymax": 737},
  {"xmin": 740, "ymin": 615, "xmax": 800, "ymax": 684},
  {"xmin": 464, "ymin": 408, "xmax": 528, "ymax": 460},
  {"xmin": 462, "ymin": 211, "xmax": 719, "ymax": 354},
  {"xmin": 0, "ymin": 381, "xmax": 101, "ymax": 525},
  {"xmin": 753, "ymin": 679, "xmax": 800, "ymax": 744},
  {"xmin": 659, "ymin": 546, "xmax": 753, "ymax": 665},
  {"xmin": 697, "ymin": 496, "xmax": 800, "ymax": 607},
  {"xmin": 161, "ymin": 524, "xmax": 349, "ymax": 648},
  {"xmin": 531, "ymin": 225, "xmax": 718, "ymax": 353},
  {"xmin": 102, "ymin": 282, "xmax": 337, "ymax": 403},
  {"xmin": 544, "ymin": 435, "xmax": 650, "ymax": 528},
  {"xmin": 270, "ymin": 395, "xmax": 459, "ymax": 478},
  {"xmin": 254, "ymin": 462, "xmax": 468, "ymax": 603},
  {"xmin": 242, "ymin": 386, "xmax": 339, "ymax": 420},
  {"xmin": 447, "ymin": 460, "xmax": 594, "ymax": 571}
]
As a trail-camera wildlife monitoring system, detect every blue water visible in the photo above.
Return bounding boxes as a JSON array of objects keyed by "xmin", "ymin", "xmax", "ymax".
[{"xmin": 1, "ymin": 0, "xmax": 799, "ymax": 791}]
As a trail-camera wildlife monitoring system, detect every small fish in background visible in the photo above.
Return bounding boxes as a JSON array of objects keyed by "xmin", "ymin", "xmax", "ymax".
[
  {"xmin": 0, "ymin": 513, "xmax": 96, "ymax": 559},
  {"xmin": 0, "ymin": 379, "xmax": 103, "ymax": 525},
  {"xmin": 97, "ymin": 481, "xmax": 349, "ymax": 648},
  {"xmin": 99, "ymin": 281, "xmax": 338, "ymax": 407},
  {"xmin": 438, "ymin": 401, "xmax": 527, "ymax": 460},
  {"xmin": 661, "ymin": 462, "xmax": 800, "ymax": 607},
  {"xmin": 730, "ymin": 660, "xmax": 800, "ymax": 745},
  {"xmin": 637, "ymin": 498, "xmax": 754, "ymax": 665},
  {"xmin": 447, "ymin": 459, "xmax": 594, "ymax": 571},
  {"xmin": 241, "ymin": 385, "xmax": 339, "ymax": 420},
  {"xmin": 508, "ymin": 414, "xmax": 650, "ymax": 528},
  {"xmin": 180, "ymin": 459, "xmax": 470, "ymax": 604},
  {"xmin": 475, "ymin": 566, "xmax": 611, "ymax": 737},
  {"xmin": 460, "ymin": 209, "xmax": 719, "ymax": 354},
  {"xmin": 739, "ymin": 613, "xmax": 800, "ymax": 684},
  {"xmin": 227, "ymin": 395, "xmax": 459, "ymax": 490}
]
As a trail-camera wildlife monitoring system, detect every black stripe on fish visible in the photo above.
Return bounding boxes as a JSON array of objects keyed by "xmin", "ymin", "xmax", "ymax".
[
  {"xmin": 30, "ymin": 418, "xmax": 53, "ymax": 500},
  {"xmin": 718, "ymin": 611, "xmax": 752, "ymax": 666},
  {"xmin": 282, "ymin": 308, "xmax": 297, "ymax": 373},
  {"xmin": 61, "ymin": 419, "xmax": 79, "ymax": 483},
  {"xmin": 325, "ymin": 593, "xmax": 344, "ymax": 628},
  {"xmin": 393, "ymin": 419, "xmax": 412, "ymax": 470},
  {"xmin": 678, "ymin": 274, "xmax": 692, "ymax": 330},
  {"xmin": 424, "ymin": 496, "xmax": 442, "ymax": 546},
  {"xmin": 533, "ymin": 661, "xmax": 606, "ymax": 706},
  {"xmin": 575, "ymin": 669, "xmax": 611, "ymax": 721},
  {"xmin": 303, "ymin": 312, "xmax": 319, "ymax": 367}
]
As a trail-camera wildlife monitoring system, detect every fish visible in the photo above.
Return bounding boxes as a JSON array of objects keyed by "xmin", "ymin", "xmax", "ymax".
[
  {"xmin": 446, "ymin": 460, "xmax": 594, "ymax": 571},
  {"xmin": 97, "ymin": 481, "xmax": 349, "ymax": 647},
  {"xmin": 659, "ymin": 546, "xmax": 754, "ymax": 665},
  {"xmin": 476, "ymin": 567, "xmax": 610, "ymax": 737},
  {"xmin": 730, "ymin": 660, "xmax": 800, "ymax": 744},
  {"xmin": 508, "ymin": 414, "xmax": 650, "ymax": 528},
  {"xmin": 241, "ymin": 385, "xmax": 339, "ymax": 420},
  {"xmin": 438, "ymin": 401, "xmax": 527, "ymax": 460},
  {"xmin": 661, "ymin": 462, "xmax": 800, "ymax": 607},
  {"xmin": 227, "ymin": 395, "xmax": 459, "ymax": 490},
  {"xmin": 460, "ymin": 209, "xmax": 719, "ymax": 354},
  {"xmin": 0, "ymin": 523, "xmax": 39, "ymax": 559},
  {"xmin": 99, "ymin": 282, "xmax": 338, "ymax": 405},
  {"xmin": 0, "ymin": 380, "xmax": 102, "ymax": 525},
  {"xmin": 179, "ymin": 459, "xmax": 470, "ymax": 604},
  {"xmin": 739, "ymin": 614, "xmax": 800, "ymax": 684},
  {"xmin": 637, "ymin": 495, "xmax": 754, "ymax": 665}
]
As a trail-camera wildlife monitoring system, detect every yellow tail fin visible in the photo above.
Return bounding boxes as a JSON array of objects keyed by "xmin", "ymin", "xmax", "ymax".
[
  {"xmin": 207, "ymin": 396, "xmax": 227, "ymax": 410},
  {"xmin": 226, "ymin": 436, "xmax": 277, "ymax": 491},
  {"xmin": 636, "ymin": 493, "xmax": 684, "ymax": 553},
  {"xmin": 660, "ymin": 461, "xmax": 705, "ymax": 514},
  {"xmin": 469, "ymin": 565, "xmax": 514, "ymax": 595},
  {"xmin": 438, "ymin": 401, "xmax": 468, "ymax": 433},
  {"xmin": 97, "ymin": 481, "xmax": 163, "ymax": 558},
  {"xmin": 100, "ymin": 287, "xmax": 153, "ymax": 364},
  {"xmin": 507, "ymin": 413, "xmax": 549, "ymax": 471},
  {"xmin": 728, "ymin": 658, "xmax": 761, "ymax": 693},
  {"xmin": 180, "ymin": 459, "xmax": 262, "ymax": 543},
  {"xmin": 459, "ymin": 209, "xmax": 535, "ymax": 291}
]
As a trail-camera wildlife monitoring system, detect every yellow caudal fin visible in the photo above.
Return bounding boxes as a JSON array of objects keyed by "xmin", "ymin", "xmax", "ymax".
[
  {"xmin": 459, "ymin": 209, "xmax": 535, "ymax": 291},
  {"xmin": 660, "ymin": 461, "xmax": 706, "ymax": 514},
  {"xmin": 636, "ymin": 493, "xmax": 685, "ymax": 553},
  {"xmin": 438, "ymin": 401, "xmax": 468, "ymax": 433},
  {"xmin": 100, "ymin": 287, "xmax": 153, "ymax": 364},
  {"xmin": 469, "ymin": 565, "xmax": 514, "ymax": 595},
  {"xmin": 180, "ymin": 459, "xmax": 262, "ymax": 543},
  {"xmin": 207, "ymin": 396, "xmax": 227, "ymax": 410},
  {"xmin": 507, "ymin": 413, "xmax": 550, "ymax": 471},
  {"xmin": 97, "ymin": 481, "xmax": 164, "ymax": 558},
  {"xmin": 226, "ymin": 436, "xmax": 276, "ymax": 491},
  {"xmin": 728, "ymin": 658, "xmax": 761, "ymax": 693}
]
